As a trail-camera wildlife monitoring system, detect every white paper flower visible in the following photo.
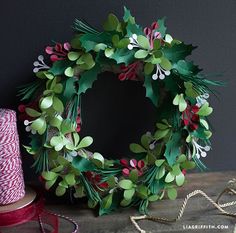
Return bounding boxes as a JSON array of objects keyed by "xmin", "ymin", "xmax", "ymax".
[
  {"xmin": 196, "ymin": 93, "xmax": 209, "ymax": 107},
  {"xmin": 33, "ymin": 55, "xmax": 50, "ymax": 73},
  {"xmin": 152, "ymin": 64, "xmax": 171, "ymax": 80},
  {"xmin": 192, "ymin": 138, "xmax": 211, "ymax": 159},
  {"xmin": 127, "ymin": 34, "xmax": 140, "ymax": 50}
]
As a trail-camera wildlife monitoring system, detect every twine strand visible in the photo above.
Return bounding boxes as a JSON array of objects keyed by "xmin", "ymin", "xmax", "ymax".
[{"xmin": 130, "ymin": 179, "xmax": 236, "ymax": 233}]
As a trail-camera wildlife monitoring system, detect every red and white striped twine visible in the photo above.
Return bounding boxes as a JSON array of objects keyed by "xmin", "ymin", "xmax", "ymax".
[{"xmin": 0, "ymin": 109, "xmax": 25, "ymax": 205}]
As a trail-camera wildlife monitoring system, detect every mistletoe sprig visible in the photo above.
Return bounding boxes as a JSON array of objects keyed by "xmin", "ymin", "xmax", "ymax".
[{"xmin": 18, "ymin": 7, "xmax": 221, "ymax": 215}]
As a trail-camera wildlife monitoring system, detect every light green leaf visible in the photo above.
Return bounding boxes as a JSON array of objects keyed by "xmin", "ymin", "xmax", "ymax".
[
  {"xmin": 94, "ymin": 43, "xmax": 107, "ymax": 52},
  {"xmin": 77, "ymin": 136, "xmax": 93, "ymax": 149},
  {"xmin": 155, "ymin": 159, "xmax": 165, "ymax": 167},
  {"xmin": 31, "ymin": 117, "xmax": 46, "ymax": 135},
  {"xmin": 148, "ymin": 195, "xmax": 159, "ymax": 202},
  {"xmin": 55, "ymin": 186, "xmax": 66, "ymax": 196},
  {"xmin": 124, "ymin": 188, "xmax": 135, "ymax": 200},
  {"xmin": 160, "ymin": 57, "xmax": 172, "ymax": 70},
  {"xmin": 92, "ymin": 152, "xmax": 104, "ymax": 168},
  {"xmin": 64, "ymin": 67, "xmax": 74, "ymax": 77},
  {"xmin": 53, "ymin": 83, "xmax": 63, "ymax": 94},
  {"xmin": 176, "ymin": 172, "xmax": 185, "ymax": 186},
  {"xmin": 172, "ymin": 164, "xmax": 181, "ymax": 176},
  {"xmin": 173, "ymin": 94, "xmax": 180, "ymax": 105},
  {"xmin": 119, "ymin": 179, "xmax": 133, "ymax": 190},
  {"xmin": 103, "ymin": 13, "xmax": 119, "ymax": 31},
  {"xmin": 65, "ymin": 173, "xmax": 76, "ymax": 186},
  {"xmin": 45, "ymin": 179, "xmax": 57, "ymax": 190},
  {"xmin": 104, "ymin": 48, "xmax": 114, "ymax": 57},
  {"xmin": 49, "ymin": 115, "xmax": 63, "ymax": 129},
  {"xmin": 154, "ymin": 129, "xmax": 170, "ymax": 140},
  {"xmin": 167, "ymin": 188, "xmax": 177, "ymax": 200},
  {"xmin": 42, "ymin": 171, "xmax": 58, "ymax": 181},
  {"xmin": 156, "ymin": 166, "xmax": 165, "ymax": 179},
  {"xmin": 61, "ymin": 119, "xmax": 76, "ymax": 134},
  {"xmin": 176, "ymin": 154, "xmax": 187, "ymax": 163},
  {"xmin": 130, "ymin": 143, "xmax": 146, "ymax": 153},
  {"xmin": 144, "ymin": 63, "xmax": 154, "ymax": 75},
  {"xmin": 68, "ymin": 51, "xmax": 81, "ymax": 61},
  {"xmin": 197, "ymin": 102, "xmax": 213, "ymax": 116},
  {"xmin": 102, "ymin": 194, "xmax": 113, "ymax": 209},
  {"xmin": 137, "ymin": 35, "xmax": 150, "ymax": 50},
  {"xmin": 40, "ymin": 96, "xmax": 53, "ymax": 109},
  {"xmin": 200, "ymin": 119, "xmax": 209, "ymax": 130},
  {"xmin": 134, "ymin": 49, "xmax": 149, "ymax": 59},
  {"xmin": 53, "ymin": 96, "xmax": 64, "ymax": 113},
  {"xmin": 25, "ymin": 108, "xmax": 41, "ymax": 117},
  {"xmin": 129, "ymin": 169, "xmax": 138, "ymax": 183},
  {"xmin": 179, "ymin": 94, "xmax": 187, "ymax": 112},
  {"xmin": 165, "ymin": 172, "xmax": 175, "ymax": 183}
]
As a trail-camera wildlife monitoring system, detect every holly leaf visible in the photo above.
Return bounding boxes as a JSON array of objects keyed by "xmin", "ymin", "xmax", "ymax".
[
  {"xmin": 78, "ymin": 64, "xmax": 100, "ymax": 95},
  {"xmin": 157, "ymin": 17, "xmax": 167, "ymax": 37},
  {"xmin": 49, "ymin": 60, "xmax": 73, "ymax": 76},
  {"xmin": 80, "ymin": 32, "xmax": 111, "ymax": 52},
  {"xmin": 143, "ymin": 75, "xmax": 159, "ymax": 107},
  {"xmin": 72, "ymin": 157, "xmax": 95, "ymax": 172},
  {"xmin": 173, "ymin": 60, "xmax": 202, "ymax": 76},
  {"xmin": 110, "ymin": 48, "xmax": 135, "ymax": 65},
  {"xmin": 123, "ymin": 6, "xmax": 135, "ymax": 24},
  {"xmin": 163, "ymin": 43, "xmax": 197, "ymax": 63},
  {"xmin": 164, "ymin": 131, "xmax": 182, "ymax": 166}
]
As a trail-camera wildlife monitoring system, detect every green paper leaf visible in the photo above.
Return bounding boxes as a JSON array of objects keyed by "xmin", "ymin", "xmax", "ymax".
[
  {"xmin": 77, "ymin": 136, "xmax": 93, "ymax": 149},
  {"xmin": 103, "ymin": 13, "xmax": 119, "ymax": 31},
  {"xmin": 156, "ymin": 166, "xmax": 165, "ymax": 179},
  {"xmin": 164, "ymin": 131, "xmax": 182, "ymax": 166},
  {"xmin": 130, "ymin": 143, "xmax": 146, "ymax": 153},
  {"xmin": 144, "ymin": 63, "xmax": 154, "ymax": 75},
  {"xmin": 184, "ymin": 81, "xmax": 199, "ymax": 98},
  {"xmin": 176, "ymin": 172, "xmax": 185, "ymax": 186},
  {"xmin": 64, "ymin": 67, "xmax": 74, "ymax": 77},
  {"xmin": 200, "ymin": 119, "xmax": 209, "ymax": 130},
  {"xmin": 134, "ymin": 49, "xmax": 149, "ymax": 59},
  {"xmin": 78, "ymin": 64, "xmax": 100, "ymax": 95},
  {"xmin": 129, "ymin": 169, "xmax": 138, "ymax": 183},
  {"xmin": 55, "ymin": 186, "xmax": 66, "ymax": 196},
  {"xmin": 167, "ymin": 188, "xmax": 177, "ymax": 200},
  {"xmin": 137, "ymin": 35, "xmax": 150, "ymax": 50},
  {"xmin": 49, "ymin": 60, "xmax": 73, "ymax": 76},
  {"xmin": 160, "ymin": 57, "xmax": 172, "ymax": 71},
  {"xmin": 42, "ymin": 171, "xmax": 58, "ymax": 181},
  {"xmin": 143, "ymin": 75, "xmax": 159, "ymax": 107},
  {"xmin": 163, "ymin": 43, "xmax": 196, "ymax": 63},
  {"xmin": 92, "ymin": 152, "xmax": 104, "ymax": 168},
  {"xmin": 49, "ymin": 115, "xmax": 63, "ymax": 129},
  {"xmin": 124, "ymin": 188, "xmax": 135, "ymax": 200},
  {"xmin": 25, "ymin": 108, "xmax": 41, "ymax": 117},
  {"xmin": 173, "ymin": 60, "xmax": 201, "ymax": 76},
  {"xmin": 110, "ymin": 48, "xmax": 135, "ymax": 65},
  {"xmin": 63, "ymin": 77, "xmax": 76, "ymax": 101},
  {"xmin": 154, "ymin": 129, "xmax": 170, "ymax": 140},
  {"xmin": 181, "ymin": 161, "xmax": 196, "ymax": 170},
  {"xmin": 41, "ymin": 96, "xmax": 53, "ymax": 109},
  {"xmin": 79, "ymin": 53, "xmax": 95, "ymax": 70},
  {"xmin": 123, "ymin": 6, "xmax": 135, "ymax": 24},
  {"xmin": 148, "ymin": 195, "xmax": 159, "ymax": 202},
  {"xmin": 136, "ymin": 185, "xmax": 149, "ymax": 199},
  {"xmin": 157, "ymin": 17, "xmax": 167, "ymax": 37},
  {"xmin": 68, "ymin": 51, "xmax": 81, "ymax": 61},
  {"xmin": 155, "ymin": 159, "xmax": 165, "ymax": 167},
  {"xmin": 45, "ymin": 179, "xmax": 57, "ymax": 190},
  {"xmin": 176, "ymin": 154, "xmax": 187, "ymax": 163},
  {"xmin": 178, "ymin": 94, "xmax": 187, "ymax": 112},
  {"xmin": 53, "ymin": 96, "xmax": 64, "ymax": 113},
  {"xmin": 197, "ymin": 102, "xmax": 213, "ymax": 116},
  {"xmin": 94, "ymin": 43, "xmax": 107, "ymax": 52},
  {"xmin": 165, "ymin": 172, "xmax": 175, "ymax": 183},
  {"xmin": 119, "ymin": 179, "xmax": 133, "ymax": 190},
  {"xmin": 61, "ymin": 119, "xmax": 76, "ymax": 134},
  {"xmin": 65, "ymin": 173, "xmax": 76, "ymax": 186},
  {"xmin": 102, "ymin": 194, "xmax": 113, "ymax": 209},
  {"xmin": 172, "ymin": 164, "xmax": 181, "ymax": 176},
  {"xmin": 72, "ymin": 157, "xmax": 95, "ymax": 172},
  {"xmin": 31, "ymin": 117, "xmax": 46, "ymax": 135},
  {"xmin": 104, "ymin": 48, "xmax": 114, "ymax": 57}
]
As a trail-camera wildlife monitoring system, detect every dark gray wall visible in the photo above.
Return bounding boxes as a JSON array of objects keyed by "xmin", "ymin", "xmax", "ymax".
[{"xmin": 0, "ymin": 0, "xmax": 235, "ymax": 178}]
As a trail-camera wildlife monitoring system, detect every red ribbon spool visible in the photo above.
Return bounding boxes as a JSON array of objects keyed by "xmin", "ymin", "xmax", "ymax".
[{"xmin": 0, "ymin": 187, "xmax": 58, "ymax": 232}]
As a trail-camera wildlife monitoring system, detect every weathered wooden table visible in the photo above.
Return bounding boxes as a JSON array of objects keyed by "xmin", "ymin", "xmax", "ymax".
[{"xmin": 45, "ymin": 171, "xmax": 236, "ymax": 233}]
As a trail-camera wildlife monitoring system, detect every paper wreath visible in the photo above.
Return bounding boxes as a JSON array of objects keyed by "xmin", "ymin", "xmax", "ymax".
[{"xmin": 18, "ymin": 7, "xmax": 221, "ymax": 215}]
